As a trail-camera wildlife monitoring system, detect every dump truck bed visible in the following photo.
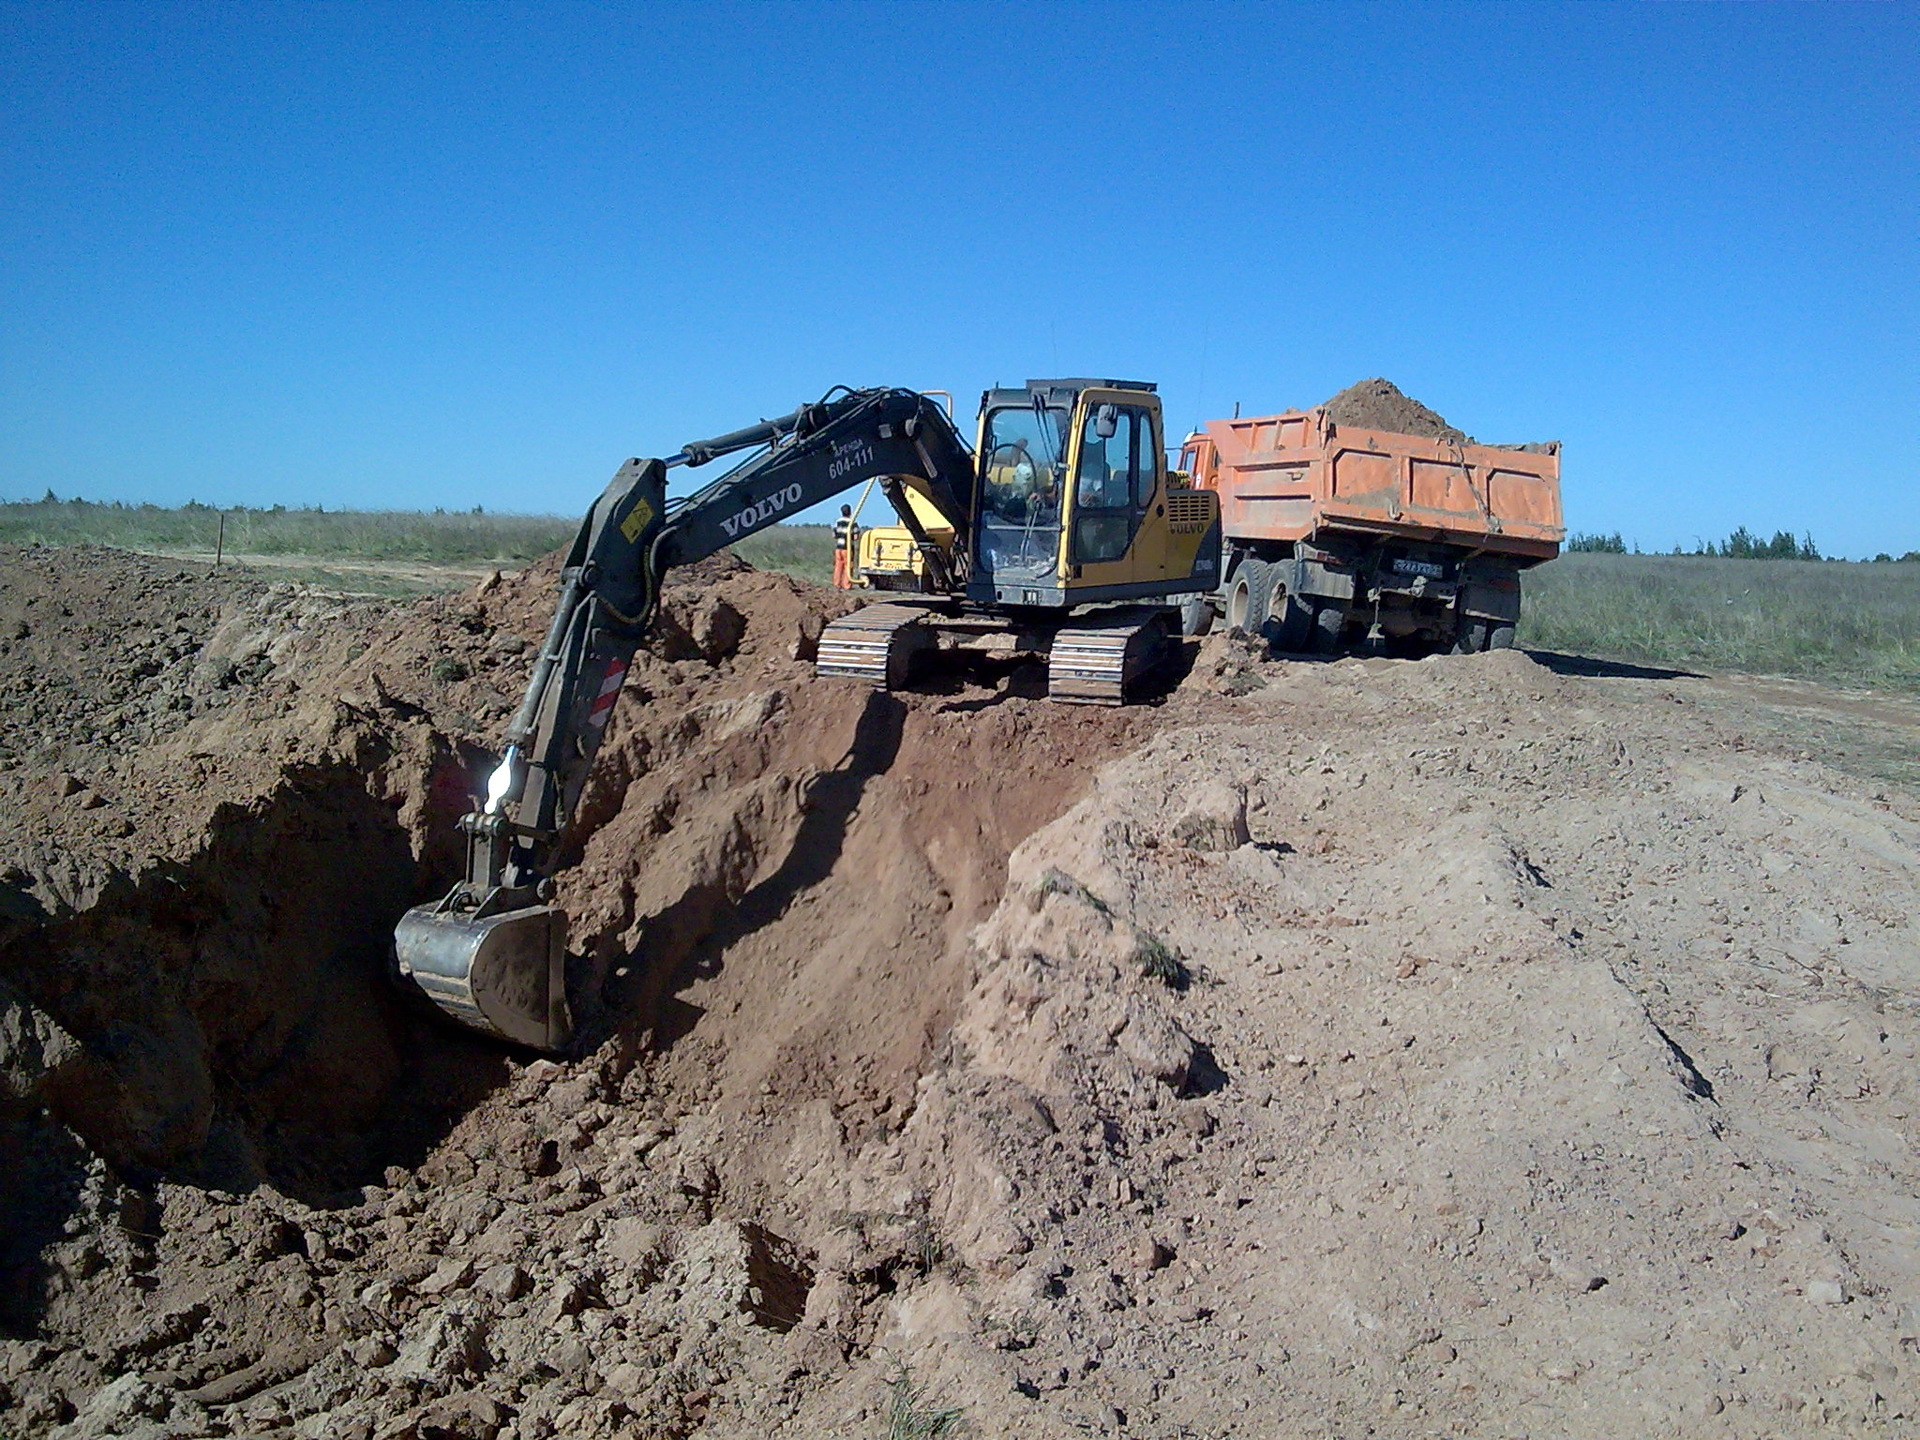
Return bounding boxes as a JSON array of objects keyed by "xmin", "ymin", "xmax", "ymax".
[{"xmin": 1188, "ymin": 409, "xmax": 1563, "ymax": 563}]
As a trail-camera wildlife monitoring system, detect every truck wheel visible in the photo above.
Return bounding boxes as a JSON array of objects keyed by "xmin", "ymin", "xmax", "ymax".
[
  {"xmin": 1487, "ymin": 622, "xmax": 1517, "ymax": 651},
  {"xmin": 1226, "ymin": 558, "xmax": 1274, "ymax": 634},
  {"xmin": 1309, "ymin": 601, "xmax": 1346, "ymax": 654},
  {"xmin": 1179, "ymin": 594, "xmax": 1214, "ymax": 637},
  {"xmin": 1454, "ymin": 620, "xmax": 1488, "ymax": 654},
  {"xmin": 1265, "ymin": 585, "xmax": 1315, "ymax": 654}
]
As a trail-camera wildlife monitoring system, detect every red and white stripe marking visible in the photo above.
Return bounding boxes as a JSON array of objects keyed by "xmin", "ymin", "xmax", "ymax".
[{"xmin": 586, "ymin": 657, "xmax": 629, "ymax": 728}]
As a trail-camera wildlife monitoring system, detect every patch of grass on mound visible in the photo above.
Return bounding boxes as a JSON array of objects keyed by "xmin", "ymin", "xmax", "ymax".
[{"xmin": 883, "ymin": 1362, "xmax": 967, "ymax": 1439}]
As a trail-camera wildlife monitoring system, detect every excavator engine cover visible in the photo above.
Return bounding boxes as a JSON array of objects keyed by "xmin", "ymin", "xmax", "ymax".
[{"xmin": 394, "ymin": 901, "xmax": 572, "ymax": 1051}]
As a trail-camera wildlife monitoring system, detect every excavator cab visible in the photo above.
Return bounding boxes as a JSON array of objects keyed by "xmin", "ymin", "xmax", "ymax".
[{"xmin": 967, "ymin": 380, "xmax": 1220, "ymax": 608}]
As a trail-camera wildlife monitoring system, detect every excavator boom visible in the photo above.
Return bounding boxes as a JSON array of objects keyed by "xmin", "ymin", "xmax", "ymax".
[{"xmin": 393, "ymin": 387, "xmax": 974, "ymax": 1049}]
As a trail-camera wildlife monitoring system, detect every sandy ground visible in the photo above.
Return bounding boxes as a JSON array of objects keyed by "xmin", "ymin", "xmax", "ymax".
[{"xmin": 2, "ymin": 543, "xmax": 1918, "ymax": 1439}]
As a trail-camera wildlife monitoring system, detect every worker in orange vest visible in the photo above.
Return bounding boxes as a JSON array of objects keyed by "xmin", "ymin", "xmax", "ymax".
[{"xmin": 831, "ymin": 504, "xmax": 856, "ymax": 589}]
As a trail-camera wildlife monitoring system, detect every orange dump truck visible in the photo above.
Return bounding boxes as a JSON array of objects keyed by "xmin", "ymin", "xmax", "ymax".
[{"xmin": 1178, "ymin": 408, "xmax": 1562, "ymax": 655}]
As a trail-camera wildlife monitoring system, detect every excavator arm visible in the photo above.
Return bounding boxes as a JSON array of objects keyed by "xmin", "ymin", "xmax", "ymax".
[{"xmin": 393, "ymin": 386, "xmax": 973, "ymax": 1049}]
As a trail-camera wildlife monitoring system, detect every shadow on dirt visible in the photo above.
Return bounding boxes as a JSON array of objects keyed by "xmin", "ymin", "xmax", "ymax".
[
  {"xmin": 605, "ymin": 689, "xmax": 907, "ymax": 1056},
  {"xmin": 1525, "ymin": 648, "xmax": 1703, "ymax": 682},
  {"xmin": 1183, "ymin": 1040, "xmax": 1231, "ymax": 1097},
  {"xmin": 0, "ymin": 757, "xmax": 514, "ymax": 1335},
  {"xmin": 0, "ymin": 1103, "xmax": 90, "ymax": 1336}
]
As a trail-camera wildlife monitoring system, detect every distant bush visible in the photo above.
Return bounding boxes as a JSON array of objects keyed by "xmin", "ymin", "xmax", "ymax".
[{"xmin": 1566, "ymin": 532, "xmax": 1628, "ymax": 553}]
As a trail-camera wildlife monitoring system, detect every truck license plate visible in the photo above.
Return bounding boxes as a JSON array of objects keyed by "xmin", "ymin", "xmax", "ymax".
[{"xmin": 1392, "ymin": 558, "xmax": 1444, "ymax": 579}]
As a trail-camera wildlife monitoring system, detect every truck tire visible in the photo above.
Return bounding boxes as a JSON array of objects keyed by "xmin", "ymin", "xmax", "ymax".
[
  {"xmin": 1453, "ymin": 619, "xmax": 1514, "ymax": 654},
  {"xmin": 1179, "ymin": 594, "xmax": 1214, "ymax": 637},
  {"xmin": 1265, "ymin": 583, "xmax": 1315, "ymax": 654},
  {"xmin": 1310, "ymin": 600, "xmax": 1346, "ymax": 654},
  {"xmin": 1225, "ymin": 558, "xmax": 1275, "ymax": 635}
]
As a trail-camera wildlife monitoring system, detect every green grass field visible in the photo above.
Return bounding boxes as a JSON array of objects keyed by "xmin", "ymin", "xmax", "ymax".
[
  {"xmin": 7, "ymin": 498, "xmax": 1913, "ymax": 692},
  {"xmin": 728, "ymin": 524, "xmax": 834, "ymax": 586},
  {"xmin": 0, "ymin": 496, "xmax": 575, "ymax": 564},
  {"xmin": 0, "ymin": 495, "xmax": 836, "ymax": 586},
  {"xmin": 1521, "ymin": 552, "xmax": 1920, "ymax": 692}
]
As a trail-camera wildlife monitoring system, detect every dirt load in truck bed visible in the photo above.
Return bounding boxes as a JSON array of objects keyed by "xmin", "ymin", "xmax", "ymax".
[
  {"xmin": 4, "ymin": 544, "xmax": 1920, "ymax": 1438},
  {"xmin": 1321, "ymin": 377, "xmax": 1468, "ymax": 442}
]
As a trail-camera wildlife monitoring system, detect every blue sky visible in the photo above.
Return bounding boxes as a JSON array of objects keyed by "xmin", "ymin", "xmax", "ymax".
[{"xmin": 2, "ymin": 1, "xmax": 1914, "ymax": 555}]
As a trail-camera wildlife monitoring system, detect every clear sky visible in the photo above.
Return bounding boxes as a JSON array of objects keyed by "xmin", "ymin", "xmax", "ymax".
[{"xmin": 2, "ymin": 1, "xmax": 1914, "ymax": 555}]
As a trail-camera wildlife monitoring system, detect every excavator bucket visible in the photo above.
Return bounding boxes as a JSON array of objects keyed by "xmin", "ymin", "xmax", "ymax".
[{"xmin": 393, "ymin": 900, "xmax": 572, "ymax": 1051}]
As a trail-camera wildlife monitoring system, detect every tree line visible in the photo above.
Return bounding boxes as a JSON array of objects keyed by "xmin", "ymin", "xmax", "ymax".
[{"xmin": 1560, "ymin": 528, "xmax": 1920, "ymax": 562}]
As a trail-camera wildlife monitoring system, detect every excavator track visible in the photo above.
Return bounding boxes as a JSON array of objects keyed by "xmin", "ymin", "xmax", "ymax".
[
  {"xmin": 816, "ymin": 603, "xmax": 938, "ymax": 688},
  {"xmin": 1046, "ymin": 608, "xmax": 1172, "ymax": 705}
]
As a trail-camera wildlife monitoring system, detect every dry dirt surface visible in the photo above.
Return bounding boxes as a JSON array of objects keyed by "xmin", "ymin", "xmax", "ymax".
[{"xmin": 3, "ymin": 544, "xmax": 1920, "ymax": 1439}]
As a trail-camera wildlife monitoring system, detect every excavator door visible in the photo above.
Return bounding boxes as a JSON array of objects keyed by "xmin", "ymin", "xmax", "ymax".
[
  {"xmin": 968, "ymin": 391, "xmax": 1071, "ymax": 606},
  {"xmin": 1060, "ymin": 390, "xmax": 1221, "ymax": 603}
]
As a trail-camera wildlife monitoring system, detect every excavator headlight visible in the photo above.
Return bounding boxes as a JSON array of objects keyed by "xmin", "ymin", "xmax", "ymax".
[{"xmin": 484, "ymin": 746, "xmax": 521, "ymax": 816}]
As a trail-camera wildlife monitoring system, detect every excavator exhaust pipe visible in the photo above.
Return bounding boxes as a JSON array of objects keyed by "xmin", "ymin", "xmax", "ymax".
[{"xmin": 393, "ymin": 900, "xmax": 572, "ymax": 1051}]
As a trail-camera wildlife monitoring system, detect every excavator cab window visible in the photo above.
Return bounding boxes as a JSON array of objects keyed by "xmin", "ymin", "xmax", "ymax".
[
  {"xmin": 976, "ymin": 402, "xmax": 1068, "ymax": 585},
  {"xmin": 1071, "ymin": 404, "xmax": 1153, "ymax": 565}
]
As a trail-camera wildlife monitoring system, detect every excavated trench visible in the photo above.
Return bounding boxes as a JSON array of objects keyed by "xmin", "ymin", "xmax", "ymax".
[
  {"xmin": 0, "ymin": 549, "xmax": 1168, "ymax": 1374},
  {"xmin": 0, "ymin": 764, "xmax": 517, "ymax": 1329}
]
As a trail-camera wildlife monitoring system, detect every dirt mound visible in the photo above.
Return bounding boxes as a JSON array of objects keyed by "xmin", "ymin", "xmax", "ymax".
[
  {"xmin": 1322, "ymin": 377, "xmax": 1468, "ymax": 442},
  {"xmin": 7, "ymin": 543, "xmax": 1920, "ymax": 1437},
  {"xmin": 0, "ymin": 544, "xmax": 1165, "ymax": 1435}
]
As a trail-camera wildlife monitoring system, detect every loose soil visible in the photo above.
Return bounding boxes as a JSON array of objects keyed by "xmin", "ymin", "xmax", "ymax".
[
  {"xmin": 1320, "ymin": 379, "xmax": 1468, "ymax": 443},
  {"xmin": 3, "ymin": 545, "xmax": 1919, "ymax": 1438}
]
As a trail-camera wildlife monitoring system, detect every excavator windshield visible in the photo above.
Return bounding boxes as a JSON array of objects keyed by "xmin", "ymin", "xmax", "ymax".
[{"xmin": 976, "ymin": 402, "xmax": 1068, "ymax": 587}]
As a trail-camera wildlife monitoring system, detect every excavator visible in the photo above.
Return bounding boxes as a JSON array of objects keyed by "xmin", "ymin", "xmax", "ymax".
[{"xmin": 393, "ymin": 380, "xmax": 1220, "ymax": 1050}]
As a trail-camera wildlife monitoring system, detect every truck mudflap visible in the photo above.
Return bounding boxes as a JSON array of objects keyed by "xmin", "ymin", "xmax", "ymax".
[
  {"xmin": 1288, "ymin": 552, "xmax": 1356, "ymax": 603},
  {"xmin": 1459, "ymin": 558, "xmax": 1523, "ymax": 622}
]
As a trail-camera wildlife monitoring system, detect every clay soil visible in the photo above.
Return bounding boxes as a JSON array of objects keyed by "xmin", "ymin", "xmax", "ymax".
[{"xmin": 3, "ymin": 545, "xmax": 1920, "ymax": 1439}]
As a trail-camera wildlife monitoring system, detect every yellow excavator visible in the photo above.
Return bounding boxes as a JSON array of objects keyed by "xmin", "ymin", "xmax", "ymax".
[{"xmin": 393, "ymin": 380, "xmax": 1219, "ymax": 1049}]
